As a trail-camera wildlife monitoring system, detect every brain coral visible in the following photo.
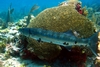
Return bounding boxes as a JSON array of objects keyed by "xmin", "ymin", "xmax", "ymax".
[{"xmin": 27, "ymin": 6, "xmax": 95, "ymax": 60}]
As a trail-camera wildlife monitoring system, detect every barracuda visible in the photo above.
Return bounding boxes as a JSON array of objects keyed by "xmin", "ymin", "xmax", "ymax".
[{"xmin": 18, "ymin": 28, "xmax": 98, "ymax": 56}]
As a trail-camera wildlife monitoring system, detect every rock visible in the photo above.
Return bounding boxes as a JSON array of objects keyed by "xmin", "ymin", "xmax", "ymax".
[
  {"xmin": 27, "ymin": 38, "xmax": 62, "ymax": 61},
  {"xmin": 3, "ymin": 58, "xmax": 21, "ymax": 67},
  {"xmin": 0, "ymin": 42, "xmax": 6, "ymax": 53},
  {"xmin": 0, "ymin": 28, "xmax": 9, "ymax": 33},
  {"xmin": 9, "ymin": 29, "xmax": 18, "ymax": 35},
  {"xmin": 27, "ymin": 6, "xmax": 95, "ymax": 61},
  {"xmin": 16, "ymin": 15, "xmax": 35, "ymax": 28}
]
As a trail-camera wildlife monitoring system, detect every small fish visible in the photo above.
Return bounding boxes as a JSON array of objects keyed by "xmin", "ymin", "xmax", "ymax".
[
  {"xmin": 18, "ymin": 28, "xmax": 98, "ymax": 56},
  {"xmin": 30, "ymin": 4, "xmax": 39, "ymax": 13},
  {"xmin": 26, "ymin": 5, "xmax": 39, "ymax": 26}
]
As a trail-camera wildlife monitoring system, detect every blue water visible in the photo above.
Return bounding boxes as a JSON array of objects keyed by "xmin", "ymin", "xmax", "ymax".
[
  {"xmin": 0, "ymin": 0, "xmax": 100, "ymax": 21},
  {"xmin": 0, "ymin": 0, "xmax": 99, "ymax": 10}
]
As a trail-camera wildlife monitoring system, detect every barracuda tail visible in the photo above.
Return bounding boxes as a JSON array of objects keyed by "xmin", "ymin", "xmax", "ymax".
[{"xmin": 88, "ymin": 32, "xmax": 98, "ymax": 57}]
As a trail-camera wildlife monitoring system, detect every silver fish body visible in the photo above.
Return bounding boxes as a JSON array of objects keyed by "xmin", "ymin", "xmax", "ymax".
[
  {"xmin": 18, "ymin": 28, "xmax": 95, "ymax": 47},
  {"xmin": 19, "ymin": 28, "xmax": 99, "ymax": 56}
]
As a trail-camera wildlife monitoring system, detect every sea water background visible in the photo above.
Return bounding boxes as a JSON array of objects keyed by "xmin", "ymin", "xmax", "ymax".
[
  {"xmin": 0, "ymin": 0, "xmax": 99, "ymax": 21},
  {"xmin": 0, "ymin": 0, "xmax": 99, "ymax": 10}
]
